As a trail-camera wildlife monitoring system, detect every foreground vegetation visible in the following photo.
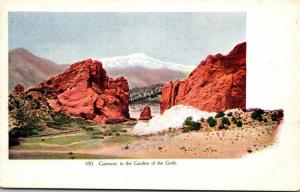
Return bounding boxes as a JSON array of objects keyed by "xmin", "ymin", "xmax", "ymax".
[
  {"xmin": 8, "ymin": 91, "xmax": 97, "ymax": 146},
  {"xmin": 8, "ymin": 91, "xmax": 283, "ymax": 159},
  {"xmin": 179, "ymin": 108, "xmax": 283, "ymax": 134},
  {"xmin": 9, "ymin": 120, "xmax": 142, "ymax": 159}
]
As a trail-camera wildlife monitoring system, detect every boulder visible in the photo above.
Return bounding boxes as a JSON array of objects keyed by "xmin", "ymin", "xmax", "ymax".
[
  {"xmin": 160, "ymin": 42, "xmax": 246, "ymax": 114},
  {"xmin": 29, "ymin": 59, "xmax": 130, "ymax": 124},
  {"xmin": 14, "ymin": 84, "xmax": 24, "ymax": 93},
  {"xmin": 139, "ymin": 106, "xmax": 152, "ymax": 120}
]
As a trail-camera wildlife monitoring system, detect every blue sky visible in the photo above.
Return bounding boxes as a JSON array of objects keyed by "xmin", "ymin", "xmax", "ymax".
[{"xmin": 9, "ymin": 12, "xmax": 246, "ymax": 65}]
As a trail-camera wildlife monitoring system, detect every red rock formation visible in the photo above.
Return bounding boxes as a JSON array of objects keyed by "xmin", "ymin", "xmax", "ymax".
[
  {"xmin": 29, "ymin": 59, "xmax": 129, "ymax": 124},
  {"xmin": 139, "ymin": 106, "xmax": 152, "ymax": 120},
  {"xmin": 14, "ymin": 84, "xmax": 24, "ymax": 93},
  {"xmin": 160, "ymin": 42, "xmax": 246, "ymax": 114}
]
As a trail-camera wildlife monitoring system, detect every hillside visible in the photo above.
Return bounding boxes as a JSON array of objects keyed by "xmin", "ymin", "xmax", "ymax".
[
  {"xmin": 9, "ymin": 48, "xmax": 68, "ymax": 91},
  {"xmin": 8, "ymin": 90, "xmax": 93, "ymax": 146}
]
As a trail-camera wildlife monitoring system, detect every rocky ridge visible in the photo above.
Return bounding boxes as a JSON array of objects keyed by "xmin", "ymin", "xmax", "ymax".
[
  {"xmin": 129, "ymin": 83, "xmax": 163, "ymax": 104},
  {"xmin": 29, "ymin": 59, "xmax": 130, "ymax": 124},
  {"xmin": 160, "ymin": 42, "xmax": 246, "ymax": 114}
]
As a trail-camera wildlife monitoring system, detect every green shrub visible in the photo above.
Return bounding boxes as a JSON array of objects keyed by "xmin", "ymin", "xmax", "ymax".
[
  {"xmin": 190, "ymin": 121, "xmax": 201, "ymax": 131},
  {"xmin": 232, "ymin": 117, "xmax": 237, "ymax": 124},
  {"xmin": 271, "ymin": 110, "xmax": 284, "ymax": 121},
  {"xmin": 215, "ymin": 112, "xmax": 225, "ymax": 118},
  {"xmin": 47, "ymin": 114, "xmax": 73, "ymax": 129},
  {"xmin": 89, "ymin": 130, "xmax": 104, "ymax": 139},
  {"xmin": 226, "ymin": 112, "xmax": 232, "ymax": 117},
  {"xmin": 219, "ymin": 117, "xmax": 231, "ymax": 130},
  {"xmin": 15, "ymin": 109, "xmax": 43, "ymax": 136},
  {"xmin": 221, "ymin": 117, "xmax": 231, "ymax": 126},
  {"xmin": 231, "ymin": 116, "xmax": 243, "ymax": 127},
  {"xmin": 236, "ymin": 120, "xmax": 243, "ymax": 127},
  {"xmin": 277, "ymin": 110, "xmax": 284, "ymax": 119},
  {"xmin": 73, "ymin": 118, "xmax": 91, "ymax": 127},
  {"xmin": 19, "ymin": 118, "xmax": 42, "ymax": 136},
  {"xmin": 182, "ymin": 127, "xmax": 189, "ymax": 133},
  {"xmin": 9, "ymin": 110, "xmax": 43, "ymax": 146},
  {"xmin": 219, "ymin": 123, "xmax": 225, "ymax": 129},
  {"xmin": 251, "ymin": 109, "xmax": 264, "ymax": 121},
  {"xmin": 184, "ymin": 116, "xmax": 193, "ymax": 126},
  {"xmin": 46, "ymin": 121, "xmax": 66, "ymax": 130},
  {"xmin": 271, "ymin": 115, "xmax": 277, "ymax": 121},
  {"xmin": 207, "ymin": 116, "xmax": 217, "ymax": 127},
  {"xmin": 183, "ymin": 117, "xmax": 201, "ymax": 132}
]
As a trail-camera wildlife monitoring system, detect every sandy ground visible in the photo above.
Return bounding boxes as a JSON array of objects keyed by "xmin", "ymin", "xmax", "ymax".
[{"xmin": 98, "ymin": 124, "xmax": 279, "ymax": 159}]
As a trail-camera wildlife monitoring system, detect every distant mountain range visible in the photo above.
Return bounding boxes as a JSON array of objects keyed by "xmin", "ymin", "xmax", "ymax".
[
  {"xmin": 9, "ymin": 48, "xmax": 193, "ymax": 91},
  {"xmin": 9, "ymin": 48, "xmax": 68, "ymax": 91}
]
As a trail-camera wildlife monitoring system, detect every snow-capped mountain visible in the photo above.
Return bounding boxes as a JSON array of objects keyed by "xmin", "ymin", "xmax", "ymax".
[{"xmin": 97, "ymin": 53, "xmax": 195, "ymax": 73}]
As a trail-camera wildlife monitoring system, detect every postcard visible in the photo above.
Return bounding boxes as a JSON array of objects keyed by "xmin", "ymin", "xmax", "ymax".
[{"xmin": 1, "ymin": 0, "xmax": 300, "ymax": 190}]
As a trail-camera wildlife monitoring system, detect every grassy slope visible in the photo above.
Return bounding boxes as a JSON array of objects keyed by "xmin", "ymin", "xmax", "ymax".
[{"xmin": 9, "ymin": 120, "xmax": 142, "ymax": 159}]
